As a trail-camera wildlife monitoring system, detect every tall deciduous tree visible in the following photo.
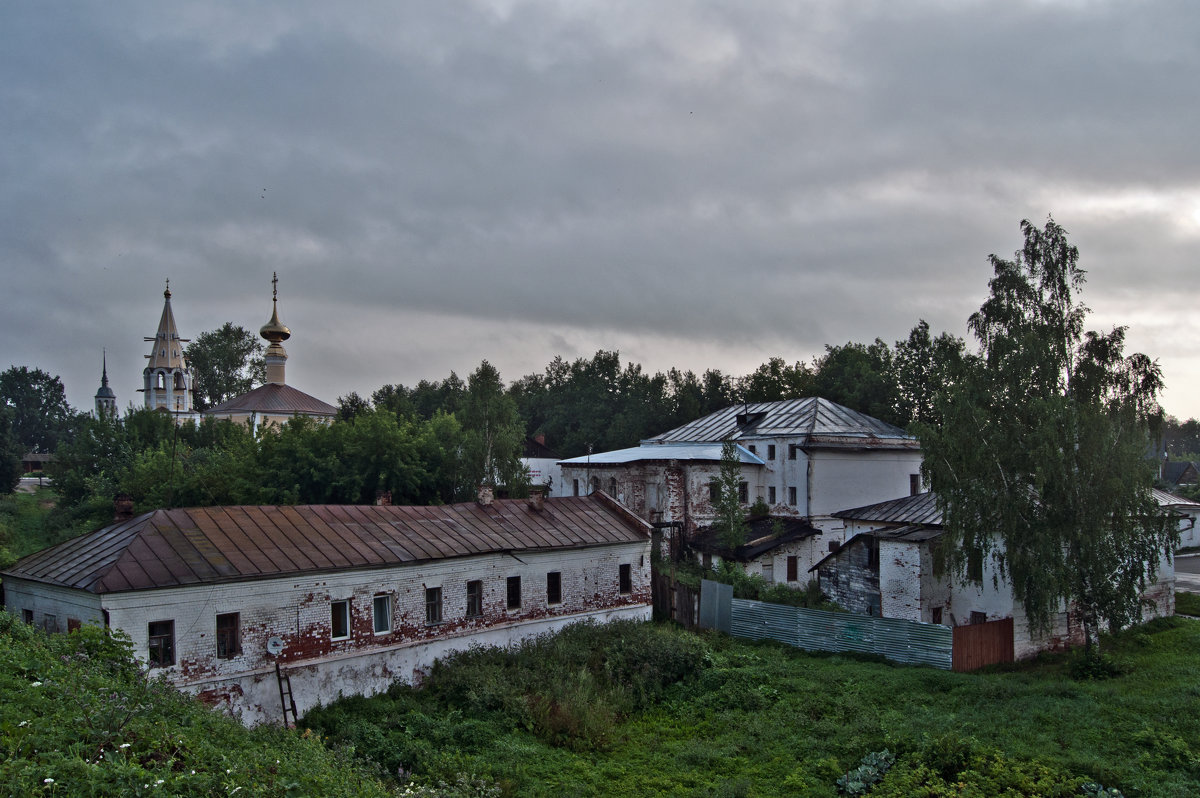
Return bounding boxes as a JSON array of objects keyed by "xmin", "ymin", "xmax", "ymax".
[
  {"xmin": 919, "ymin": 218, "xmax": 1174, "ymax": 649},
  {"xmin": 460, "ymin": 361, "xmax": 528, "ymax": 496},
  {"xmin": 185, "ymin": 323, "xmax": 265, "ymax": 411},
  {"xmin": 0, "ymin": 366, "xmax": 74, "ymax": 453},
  {"xmin": 711, "ymin": 439, "xmax": 748, "ymax": 550}
]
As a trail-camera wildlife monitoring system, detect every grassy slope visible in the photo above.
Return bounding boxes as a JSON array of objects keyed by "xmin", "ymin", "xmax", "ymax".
[{"xmin": 310, "ymin": 618, "xmax": 1200, "ymax": 798}]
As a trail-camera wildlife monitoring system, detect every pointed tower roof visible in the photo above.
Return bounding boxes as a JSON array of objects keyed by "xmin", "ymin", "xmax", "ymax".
[
  {"xmin": 144, "ymin": 280, "xmax": 190, "ymax": 370},
  {"xmin": 95, "ymin": 350, "xmax": 116, "ymax": 400}
]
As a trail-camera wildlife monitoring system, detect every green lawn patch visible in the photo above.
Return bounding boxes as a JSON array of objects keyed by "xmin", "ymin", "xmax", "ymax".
[{"xmin": 1176, "ymin": 591, "xmax": 1200, "ymax": 616}]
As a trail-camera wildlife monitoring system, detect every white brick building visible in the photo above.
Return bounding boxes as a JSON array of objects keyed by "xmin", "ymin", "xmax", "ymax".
[{"xmin": 2, "ymin": 492, "xmax": 651, "ymax": 725}]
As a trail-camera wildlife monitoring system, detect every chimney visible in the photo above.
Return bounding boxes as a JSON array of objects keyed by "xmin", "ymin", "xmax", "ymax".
[
  {"xmin": 375, "ymin": 490, "xmax": 392, "ymax": 507},
  {"xmin": 477, "ymin": 484, "xmax": 494, "ymax": 506},
  {"xmin": 113, "ymin": 494, "xmax": 134, "ymax": 523},
  {"xmin": 527, "ymin": 485, "xmax": 545, "ymax": 511}
]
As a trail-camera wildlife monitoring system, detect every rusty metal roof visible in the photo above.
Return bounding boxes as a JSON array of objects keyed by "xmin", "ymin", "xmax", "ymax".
[
  {"xmin": 559, "ymin": 442, "xmax": 765, "ymax": 467},
  {"xmin": 205, "ymin": 383, "xmax": 337, "ymax": 417},
  {"xmin": 3, "ymin": 495, "xmax": 650, "ymax": 595},
  {"xmin": 691, "ymin": 515, "xmax": 819, "ymax": 561},
  {"xmin": 833, "ymin": 491, "xmax": 942, "ymax": 525},
  {"xmin": 646, "ymin": 398, "xmax": 917, "ymax": 450}
]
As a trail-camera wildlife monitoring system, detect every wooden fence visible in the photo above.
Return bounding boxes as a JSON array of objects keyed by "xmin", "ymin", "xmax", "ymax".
[{"xmin": 952, "ymin": 617, "xmax": 1014, "ymax": 671}]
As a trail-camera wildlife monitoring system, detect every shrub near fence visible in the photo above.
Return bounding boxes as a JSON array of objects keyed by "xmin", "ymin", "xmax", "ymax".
[{"xmin": 700, "ymin": 579, "xmax": 953, "ymax": 669}]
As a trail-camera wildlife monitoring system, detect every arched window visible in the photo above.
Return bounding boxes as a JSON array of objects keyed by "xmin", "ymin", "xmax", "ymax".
[
  {"xmin": 608, "ymin": 477, "xmax": 617, "ymax": 496},
  {"xmin": 156, "ymin": 373, "xmax": 164, "ymax": 390},
  {"xmin": 174, "ymin": 372, "xmax": 185, "ymax": 390},
  {"xmin": 590, "ymin": 477, "xmax": 599, "ymax": 494}
]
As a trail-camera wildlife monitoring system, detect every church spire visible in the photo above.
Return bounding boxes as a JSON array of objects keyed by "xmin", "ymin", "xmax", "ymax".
[
  {"xmin": 260, "ymin": 272, "xmax": 291, "ymax": 385},
  {"xmin": 94, "ymin": 349, "xmax": 117, "ymax": 418},
  {"xmin": 142, "ymin": 280, "xmax": 196, "ymax": 417}
]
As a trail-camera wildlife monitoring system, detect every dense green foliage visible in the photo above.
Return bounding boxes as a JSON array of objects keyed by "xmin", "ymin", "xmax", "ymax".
[
  {"xmin": 185, "ymin": 322, "xmax": 266, "ymax": 411},
  {"xmin": 0, "ymin": 366, "xmax": 74, "ymax": 455},
  {"xmin": 307, "ymin": 617, "xmax": 1200, "ymax": 797},
  {"xmin": 0, "ymin": 613, "xmax": 404, "ymax": 797},
  {"xmin": 1175, "ymin": 591, "xmax": 1200, "ymax": 616},
  {"xmin": 711, "ymin": 440, "xmax": 748, "ymax": 549},
  {"xmin": 0, "ymin": 487, "xmax": 84, "ymax": 566},
  {"xmin": 920, "ymin": 219, "xmax": 1175, "ymax": 647}
]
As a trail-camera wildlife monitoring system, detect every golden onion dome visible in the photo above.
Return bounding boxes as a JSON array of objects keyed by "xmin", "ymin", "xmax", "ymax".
[{"xmin": 260, "ymin": 272, "xmax": 291, "ymax": 343}]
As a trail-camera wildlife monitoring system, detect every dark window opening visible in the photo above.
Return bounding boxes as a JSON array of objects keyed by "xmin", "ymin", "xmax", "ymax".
[
  {"xmin": 148, "ymin": 620, "xmax": 174, "ymax": 667},
  {"xmin": 331, "ymin": 600, "xmax": 350, "ymax": 639},
  {"xmin": 21, "ymin": 609, "xmax": 32, "ymax": 625},
  {"xmin": 747, "ymin": 444, "xmax": 756, "ymax": 454},
  {"xmin": 466, "ymin": 580, "xmax": 483, "ymax": 618},
  {"xmin": 67, "ymin": 618, "xmax": 81, "ymax": 632},
  {"xmin": 425, "ymin": 587, "xmax": 443, "ymax": 625},
  {"xmin": 788, "ymin": 444, "xmax": 798, "ymax": 460},
  {"xmin": 738, "ymin": 482, "xmax": 748, "ymax": 504},
  {"xmin": 573, "ymin": 479, "xmax": 579, "ymax": 496},
  {"xmin": 970, "ymin": 611, "xmax": 988, "ymax": 625},
  {"xmin": 910, "ymin": 473, "xmax": 921, "ymax": 496},
  {"xmin": 787, "ymin": 556, "xmax": 798, "ymax": 582},
  {"xmin": 788, "ymin": 486, "xmax": 797, "ymax": 506},
  {"xmin": 931, "ymin": 607, "xmax": 943, "ymax": 625},
  {"xmin": 608, "ymin": 477, "xmax": 617, "ymax": 495},
  {"xmin": 373, "ymin": 594, "xmax": 392, "ymax": 634},
  {"xmin": 507, "ymin": 576, "xmax": 521, "ymax": 610},
  {"xmin": 708, "ymin": 481, "xmax": 720, "ymax": 503},
  {"xmin": 866, "ymin": 538, "xmax": 880, "ymax": 570},
  {"xmin": 767, "ymin": 444, "xmax": 776, "ymax": 460},
  {"xmin": 547, "ymin": 572, "xmax": 562, "ymax": 605},
  {"xmin": 216, "ymin": 613, "xmax": 241, "ymax": 658},
  {"xmin": 619, "ymin": 563, "xmax": 632, "ymax": 595},
  {"xmin": 768, "ymin": 486, "xmax": 776, "ymax": 504},
  {"xmin": 967, "ymin": 547, "xmax": 984, "ymax": 582}
]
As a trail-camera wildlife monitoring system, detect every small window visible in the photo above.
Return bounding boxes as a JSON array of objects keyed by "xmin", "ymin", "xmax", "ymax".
[
  {"xmin": 787, "ymin": 556, "xmax": 798, "ymax": 582},
  {"xmin": 466, "ymin": 580, "xmax": 483, "ymax": 618},
  {"xmin": 608, "ymin": 477, "xmax": 617, "ymax": 496},
  {"xmin": 768, "ymin": 486, "xmax": 776, "ymax": 504},
  {"xmin": 967, "ymin": 547, "xmax": 984, "ymax": 581},
  {"xmin": 590, "ymin": 477, "xmax": 599, "ymax": 494},
  {"xmin": 148, "ymin": 620, "xmax": 175, "ymax": 667},
  {"xmin": 788, "ymin": 486, "xmax": 797, "ymax": 506},
  {"xmin": 619, "ymin": 563, "xmax": 632, "ymax": 595},
  {"xmin": 738, "ymin": 482, "xmax": 748, "ymax": 504},
  {"xmin": 547, "ymin": 572, "xmax": 562, "ymax": 605},
  {"xmin": 573, "ymin": 479, "xmax": 579, "ymax": 496},
  {"xmin": 708, "ymin": 481, "xmax": 720, "ymax": 503},
  {"xmin": 910, "ymin": 474, "xmax": 921, "ymax": 496},
  {"xmin": 373, "ymin": 594, "xmax": 392, "ymax": 634},
  {"xmin": 828, "ymin": 540, "xmax": 839, "ymax": 553},
  {"xmin": 931, "ymin": 607, "xmax": 944, "ymax": 625},
  {"xmin": 425, "ymin": 587, "xmax": 443, "ymax": 625},
  {"xmin": 767, "ymin": 444, "xmax": 776, "ymax": 460},
  {"xmin": 216, "ymin": 612, "xmax": 241, "ymax": 658},
  {"xmin": 331, "ymin": 600, "xmax": 350, "ymax": 640},
  {"xmin": 41, "ymin": 614, "xmax": 58, "ymax": 633},
  {"xmin": 67, "ymin": 618, "xmax": 81, "ymax": 632},
  {"xmin": 970, "ymin": 611, "xmax": 987, "ymax": 625},
  {"xmin": 788, "ymin": 444, "xmax": 798, "ymax": 460},
  {"xmin": 762, "ymin": 561, "xmax": 774, "ymax": 584},
  {"xmin": 867, "ymin": 538, "xmax": 880, "ymax": 570},
  {"xmin": 21, "ymin": 609, "xmax": 32, "ymax": 625},
  {"xmin": 747, "ymin": 444, "xmax": 756, "ymax": 454},
  {"xmin": 507, "ymin": 576, "xmax": 521, "ymax": 610}
]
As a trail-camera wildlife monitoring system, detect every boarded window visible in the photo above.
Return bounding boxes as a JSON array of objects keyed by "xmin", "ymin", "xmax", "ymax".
[
  {"xmin": 466, "ymin": 580, "xmax": 483, "ymax": 618},
  {"xmin": 547, "ymin": 572, "xmax": 562, "ymax": 605},
  {"xmin": 216, "ymin": 613, "xmax": 240, "ymax": 658},
  {"xmin": 373, "ymin": 594, "xmax": 392, "ymax": 634},
  {"xmin": 426, "ymin": 587, "xmax": 443, "ymax": 624},
  {"xmin": 331, "ymin": 600, "xmax": 350, "ymax": 639},
  {"xmin": 619, "ymin": 563, "xmax": 632, "ymax": 594},
  {"xmin": 910, "ymin": 473, "xmax": 921, "ymax": 495},
  {"xmin": 41, "ymin": 614, "xmax": 58, "ymax": 633},
  {"xmin": 67, "ymin": 618, "xmax": 81, "ymax": 632},
  {"xmin": 787, "ymin": 556, "xmax": 798, "ymax": 582},
  {"xmin": 762, "ymin": 562, "xmax": 774, "ymax": 584},
  {"xmin": 148, "ymin": 620, "xmax": 174, "ymax": 667},
  {"xmin": 507, "ymin": 576, "xmax": 521, "ymax": 609},
  {"xmin": 767, "ymin": 444, "xmax": 776, "ymax": 460}
]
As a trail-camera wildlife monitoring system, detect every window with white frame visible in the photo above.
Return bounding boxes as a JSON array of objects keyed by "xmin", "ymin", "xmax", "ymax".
[
  {"xmin": 331, "ymin": 600, "xmax": 350, "ymax": 640},
  {"xmin": 373, "ymin": 594, "xmax": 392, "ymax": 634}
]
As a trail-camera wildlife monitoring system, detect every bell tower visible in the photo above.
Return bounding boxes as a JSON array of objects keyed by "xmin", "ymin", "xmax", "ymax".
[
  {"xmin": 94, "ymin": 350, "xmax": 117, "ymax": 419},
  {"xmin": 141, "ymin": 280, "xmax": 197, "ymax": 419}
]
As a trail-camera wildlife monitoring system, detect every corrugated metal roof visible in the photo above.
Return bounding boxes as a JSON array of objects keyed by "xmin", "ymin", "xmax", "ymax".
[
  {"xmin": 691, "ymin": 516, "xmax": 820, "ymax": 560},
  {"xmin": 3, "ymin": 495, "xmax": 649, "ymax": 594},
  {"xmin": 833, "ymin": 491, "xmax": 942, "ymax": 525},
  {"xmin": 646, "ymin": 398, "xmax": 917, "ymax": 449},
  {"xmin": 205, "ymin": 383, "xmax": 337, "ymax": 417},
  {"xmin": 1152, "ymin": 488, "xmax": 1200, "ymax": 508},
  {"xmin": 559, "ymin": 442, "xmax": 765, "ymax": 466}
]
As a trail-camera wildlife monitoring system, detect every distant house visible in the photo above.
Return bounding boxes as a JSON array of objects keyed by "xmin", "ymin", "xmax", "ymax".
[
  {"xmin": 521, "ymin": 435, "xmax": 566, "ymax": 497},
  {"xmin": 689, "ymin": 515, "xmax": 821, "ymax": 585},
  {"xmin": 20, "ymin": 452, "xmax": 52, "ymax": 475},
  {"xmin": 1160, "ymin": 460, "xmax": 1200, "ymax": 488},
  {"xmin": 559, "ymin": 398, "xmax": 923, "ymax": 562},
  {"xmin": 814, "ymin": 491, "xmax": 1177, "ymax": 659},
  {"xmin": 1, "ymin": 491, "xmax": 651, "ymax": 726}
]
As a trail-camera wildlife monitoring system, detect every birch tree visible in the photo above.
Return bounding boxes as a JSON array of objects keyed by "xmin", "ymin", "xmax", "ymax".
[{"xmin": 919, "ymin": 218, "xmax": 1175, "ymax": 650}]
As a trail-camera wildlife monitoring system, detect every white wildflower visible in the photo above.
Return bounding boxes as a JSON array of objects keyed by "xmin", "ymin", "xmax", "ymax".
[
  {"xmin": 18, "ymin": 721, "xmax": 27, "ymax": 727},
  {"xmin": 119, "ymin": 743, "xmax": 131, "ymax": 749},
  {"xmin": 30, "ymin": 682, "xmax": 42, "ymax": 687},
  {"xmin": 43, "ymin": 778, "xmax": 54, "ymax": 784}
]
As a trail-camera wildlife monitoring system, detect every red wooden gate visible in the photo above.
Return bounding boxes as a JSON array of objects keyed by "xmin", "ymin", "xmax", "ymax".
[{"xmin": 952, "ymin": 617, "xmax": 1014, "ymax": 672}]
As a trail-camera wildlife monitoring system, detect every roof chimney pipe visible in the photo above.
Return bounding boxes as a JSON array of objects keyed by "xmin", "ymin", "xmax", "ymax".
[
  {"xmin": 477, "ymin": 484, "xmax": 494, "ymax": 506},
  {"xmin": 113, "ymin": 494, "xmax": 134, "ymax": 523},
  {"xmin": 528, "ymin": 485, "xmax": 545, "ymax": 511}
]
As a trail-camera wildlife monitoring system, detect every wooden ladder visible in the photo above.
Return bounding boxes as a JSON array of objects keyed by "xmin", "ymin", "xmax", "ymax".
[{"xmin": 275, "ymin": 661, "xmax": 298, "ymax": 728}]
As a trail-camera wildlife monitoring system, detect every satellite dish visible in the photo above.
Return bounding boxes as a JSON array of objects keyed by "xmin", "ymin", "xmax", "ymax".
[{"xmin": 265, "ymin": 636, "xmax": 285, "ymax": 656}]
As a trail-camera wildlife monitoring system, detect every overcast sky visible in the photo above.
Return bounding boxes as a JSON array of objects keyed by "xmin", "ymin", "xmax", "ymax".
[{"xmin": 4, "ymin": 1, "xmax": 1200, "ymax": 422}]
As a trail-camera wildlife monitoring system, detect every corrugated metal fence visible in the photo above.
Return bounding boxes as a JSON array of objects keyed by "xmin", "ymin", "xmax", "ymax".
[{"xmin": 699, "ymin": 579, "xmax": 953, "ymax": 670}]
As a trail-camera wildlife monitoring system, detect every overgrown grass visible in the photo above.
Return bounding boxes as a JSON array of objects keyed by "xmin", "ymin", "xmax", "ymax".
[
  {"xmin": 0, "ymin": 613, "xmax": 415, "ymax": 797},
  {"xmin": 0, "ymin": 487, "xmax": 95, "ymax": 568},
  {"xmin": 1175, "ymin": 590, "xmax": 1200, "ymax": 616},
  {"xmin": 307, "ymin": 617, "xmax": 1200, "ymax": 797}
]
